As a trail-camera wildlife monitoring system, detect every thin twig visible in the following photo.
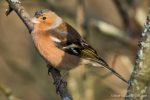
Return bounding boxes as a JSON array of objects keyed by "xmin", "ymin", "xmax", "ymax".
[{"xmin": 4, "ymin": 0, "xmax": 72, "ymax": 99}]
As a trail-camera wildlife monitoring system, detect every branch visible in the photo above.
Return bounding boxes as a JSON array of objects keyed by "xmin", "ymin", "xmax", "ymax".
[
  {"xmin": 47, "ymin": 65, "xmax": 72, "ymax": 100},
  {"xmin": 5, "ymin": 0, "xmax": 33, "ymax": 33},
  {"xmin": 113, "ymin": 0, "xmax": 129, "ymax": 27},
  {"xmin": 4, "ymin": 0, "xmax": 72, "ymax": 100},
  {"xmin": 125, "ymin": 8, "xmax": 150, "ymax": 100}
]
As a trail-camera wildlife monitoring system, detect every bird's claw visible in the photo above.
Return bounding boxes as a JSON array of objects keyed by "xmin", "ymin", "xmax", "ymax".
[
  {"xmin": 47, "ymin": 65, "xmax": 60, "ymax": 75},
  {"xmin": 48, "ymin": 66, "xmax": 52, "ymax": 75}
]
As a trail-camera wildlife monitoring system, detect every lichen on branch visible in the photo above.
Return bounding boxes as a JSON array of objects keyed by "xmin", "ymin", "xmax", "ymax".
[{"xmin": 125, "ymin": 8, "xmax": 150, "ymax": 100}]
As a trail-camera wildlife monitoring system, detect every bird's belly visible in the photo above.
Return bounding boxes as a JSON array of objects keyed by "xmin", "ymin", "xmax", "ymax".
[{"xmin": 34, "ymin": 39, "xmax": 80, "ymax": 70}]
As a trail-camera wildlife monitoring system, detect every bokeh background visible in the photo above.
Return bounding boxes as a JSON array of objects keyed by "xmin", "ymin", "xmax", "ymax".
[{"xmin": 0, "ymin": 0, "xmax": 149, "ymax": 100}]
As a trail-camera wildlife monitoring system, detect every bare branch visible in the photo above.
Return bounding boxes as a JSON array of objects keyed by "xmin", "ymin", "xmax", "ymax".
[
  {"xmin": 125, "ymin": 8, "xmax": 150, "ymax": 100},
  {"xmin": 113, "ymin": 0, "xmax": 129, "ymax": 27},
  {"xmin": 47, "ymin": 65, "xmax": 72, "ymax": 100},
  {"xmin": 5, "ymin": 0, "xmax": 33, "ymax": 33},
  {"xmin": 4, "ymin": 0, "xmax": 72, "ymax": 100}
]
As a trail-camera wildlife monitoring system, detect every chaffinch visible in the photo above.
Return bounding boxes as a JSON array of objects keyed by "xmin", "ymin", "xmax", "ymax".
[{"xmin": 31, "ymin": 9, "xmax": 128, "ymax": 84}]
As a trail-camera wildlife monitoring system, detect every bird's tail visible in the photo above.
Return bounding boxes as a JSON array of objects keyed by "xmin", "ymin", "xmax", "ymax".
[{"xmin": 93, "ymin": 58, "xmax": 129, "ymax": 84}]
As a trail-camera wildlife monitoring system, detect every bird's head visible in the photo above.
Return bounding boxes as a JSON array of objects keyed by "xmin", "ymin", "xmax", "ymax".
[{"xmin": 31, "ymin": 9, "xmax": 62, "ymax": 31}]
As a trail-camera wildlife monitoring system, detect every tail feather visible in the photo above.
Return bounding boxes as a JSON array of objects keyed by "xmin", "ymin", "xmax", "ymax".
[{"xmin": 95, "ymin": 58, "xmax": 129, "ymax": 84}]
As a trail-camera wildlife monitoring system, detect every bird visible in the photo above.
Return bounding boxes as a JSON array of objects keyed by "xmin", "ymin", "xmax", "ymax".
[{"xmin": 31, "ymin": 9, "xmax": 128, "ymax": 84}]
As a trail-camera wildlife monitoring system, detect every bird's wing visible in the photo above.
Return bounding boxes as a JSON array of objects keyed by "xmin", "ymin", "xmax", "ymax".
[
  {"xmin": 49, "ymin": 22, "xmax": 128, "ymax": 84},
  {"xmin": 50, "ymin": 22, "xmax": 102, "ymax": 61}
]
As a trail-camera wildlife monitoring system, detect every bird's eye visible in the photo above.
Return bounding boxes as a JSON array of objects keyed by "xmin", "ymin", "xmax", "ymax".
[{"xmin": 42, "ymin": 17, "xmax": 46, "ymax": 20}]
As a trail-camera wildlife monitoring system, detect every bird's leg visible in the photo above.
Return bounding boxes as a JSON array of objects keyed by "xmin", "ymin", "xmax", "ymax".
[
  {"xmin": 47, "ymin": 65, "xmax": 59, "ymax": 75},
  {"xmin": 47, "ymin": 64, "xmax": 67, "ymax": 94}
]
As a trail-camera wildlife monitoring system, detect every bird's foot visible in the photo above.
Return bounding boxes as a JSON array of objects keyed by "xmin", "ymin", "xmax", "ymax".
[
  {"xmin": 48, "ymin": 65, "xmax": 53, "ymax": 75},
  {"xmin": 47, "ymin": 65, "xmax": 59, "ymax": 75}
]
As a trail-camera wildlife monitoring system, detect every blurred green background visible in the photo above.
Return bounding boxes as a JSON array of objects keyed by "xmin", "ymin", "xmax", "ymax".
[{"xmin": 0, "ymin": 0, "xmax": 149, "ymax": 100}]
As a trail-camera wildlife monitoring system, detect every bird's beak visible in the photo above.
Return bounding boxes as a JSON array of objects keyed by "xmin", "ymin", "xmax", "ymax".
[{"xmin": 31, "ymin": 17, "xmax": 39, "ymax": 24}]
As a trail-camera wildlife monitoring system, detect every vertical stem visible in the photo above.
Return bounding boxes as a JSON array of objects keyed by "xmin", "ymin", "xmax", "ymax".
[{"xmin": 125, "ymin": 8, "xmax": 150, "ymax": 100}]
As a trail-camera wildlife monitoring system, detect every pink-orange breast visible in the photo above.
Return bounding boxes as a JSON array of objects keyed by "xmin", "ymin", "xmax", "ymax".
[{"xmin": 31, "ymin": 31, "xmax": 80, "ymax": 70}]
